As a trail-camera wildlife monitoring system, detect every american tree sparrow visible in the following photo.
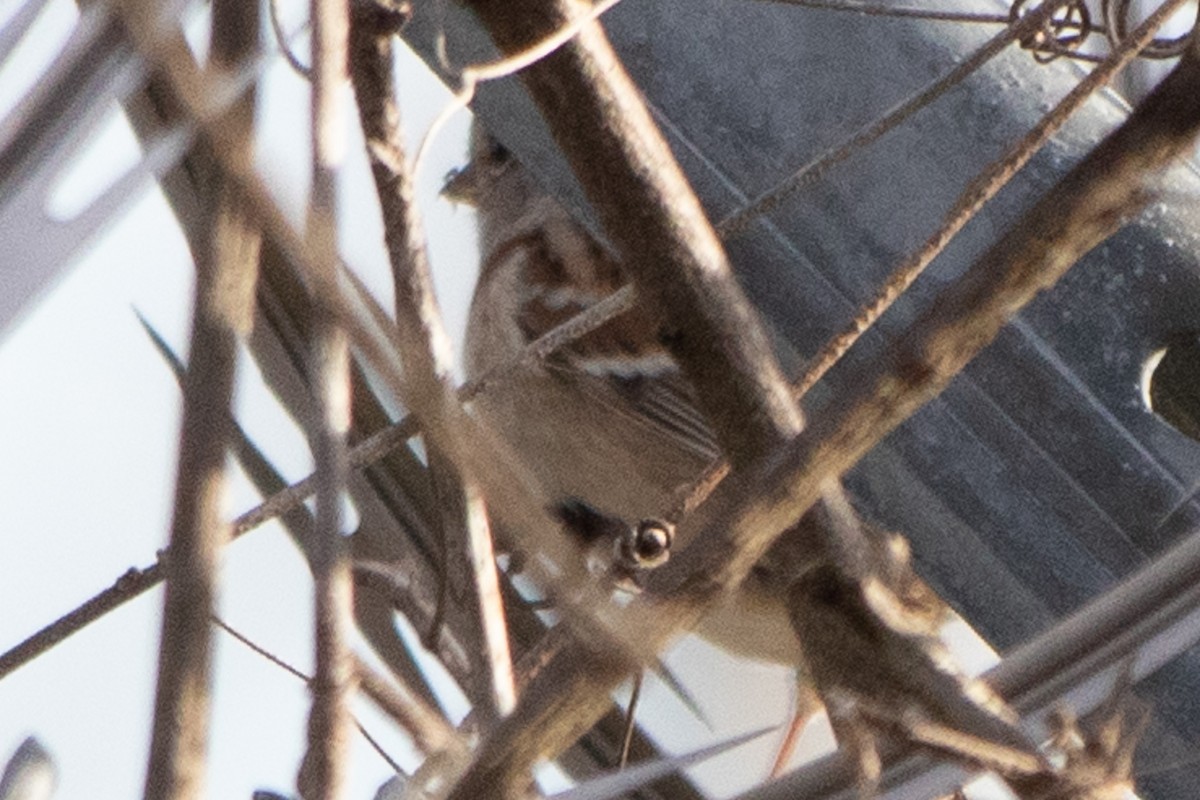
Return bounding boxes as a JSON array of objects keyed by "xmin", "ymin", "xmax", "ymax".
[{"xmin": 446, "ymin": 124, "xmax": 950, "ymax": 771}]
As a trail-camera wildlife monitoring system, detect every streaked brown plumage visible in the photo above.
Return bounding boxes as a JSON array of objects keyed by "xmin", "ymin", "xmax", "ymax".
[{"xmin": 448, "ymin": 123, "xmax": 955, "ymax": 772}]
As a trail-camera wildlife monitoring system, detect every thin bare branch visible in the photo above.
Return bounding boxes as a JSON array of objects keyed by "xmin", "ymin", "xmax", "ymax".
[
  {"xmin": 352, "ymin": 654, "xmax": 463, "ymax": 758},
  {"xmin": 211, "ymin": 617, "xmax": 428, "ymax": 775},
  {"xmin": 411, "ymin": 0, "xmax": 624, "ymax": 177},
  {"xmin": 229, "ymin": 284, "xmax": 634, "ymax": 541},
  {"xmin": 716, "ymin": 0, "xmax": 1066, "ymax": 239},
  {"xmin": 0, "ymin": 274, "xmax": 639, "ymax": 690},
  {"xmin": 791, "ymin": 0, "xmax": 1193, "ymax": 398},
  {"xmin": 426, "ymin": 454, "xmax": 516, "ymax": 720},
  {"xmin": 337, "ymin": 268, "xmax": 618, "ymax": 647},
  {"xmin": 21, "ymin": 0, "xmax": 628, "ymax": 671},
  {"xmin": 268, "ymin": 0, "xmax": 312, "ymax": 79},
  {"xmin": 0, "ymin": 560, "xmax": 163, "ymax": 680},
  {"xmin": 442, "ymin": 0, "xmax": 812, "ymax": 789},
  {"xmin": 297, "ymin": 0, "xmax": 356, "ymax": 795},
  {"xmin": 851, "ymin": 700, "xmax": 1045, "ymax": 778},
  {"xmin": 141, "ymin": 0, "xmax": 261, "ymax": 796},
  {"xmin": 0, "ymin": 8, "xmax": 695, "ymax": 796},
  {"xmin": 348, "ymin": 0, "xmax": 515, "ymax": 722},
  {"xmin": 8, "ymin": 22, "xmax": 655, "ymax": 800},
  {"xmin": 213, "ymin": 616, "xmax": 312, "ymax": 682},
  {"xmin": 618, "ymin": 672, "xmax": 642, "ymax": 769},
  {"xmin": 658, "ymin": 17, "xmax": 1200, "ymax": 798}
]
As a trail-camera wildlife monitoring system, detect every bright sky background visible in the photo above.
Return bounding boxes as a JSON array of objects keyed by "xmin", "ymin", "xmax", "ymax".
[
  {"xmin": 0, "ymin": 1, "xmax": 1014, "ymax": 798},
  {"xmin": 0, "ymin": 1, "xmax": 480, "ymax": 796}
]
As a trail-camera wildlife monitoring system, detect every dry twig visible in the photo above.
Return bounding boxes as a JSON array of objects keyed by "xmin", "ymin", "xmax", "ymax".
[
  {"xmin": 443, "ymin": 0, "xmax": 1200, "ymax": 795},
  {"xmin": 791, "ymin": 0, "xmax": 1194, "ymax": 398},
  {"xmin": 348, "ymin": 0, "xmax": 516, "ymax": 723},
  {"xmin": 140, "ymin": 0, "xmax": 261, "ymax": 796},
  {"xmin": 296, "ymin": 0, "xmax": 356, "ymax": 795},
  {"xmin": 0, "ymin": 269, "xmax": 639, "ymax": 686}
]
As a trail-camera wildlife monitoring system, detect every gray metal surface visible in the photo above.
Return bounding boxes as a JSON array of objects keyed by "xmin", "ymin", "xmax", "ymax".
[{"xmin": 404, "ymin": 1, "xmax": 1200, "ymax": 797}]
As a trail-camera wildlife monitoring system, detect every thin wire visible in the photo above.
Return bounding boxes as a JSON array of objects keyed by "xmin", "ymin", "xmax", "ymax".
[
  {"xmin": 716, "ymin": 0, "xmax": 1068, "ymax": 238},
  {"xmin": 212, "ymin": 616, "xmax": 408, "ymax": 775},
  {"xmin": 267, "ymin": 0, "xmax": 311, "ymax": 78},
  {"xmin": 790, "ymin": 0, "xmax": 1192, "ymax": 399},
  {"xmin": 749, "ymin": 0, "xmax": 1011, "ymax": 24}
]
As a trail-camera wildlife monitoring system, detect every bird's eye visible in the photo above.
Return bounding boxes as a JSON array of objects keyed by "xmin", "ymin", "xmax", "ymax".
[{"xmin": 488, "ymin": 139, "xmax": 512, "ymax": 163}]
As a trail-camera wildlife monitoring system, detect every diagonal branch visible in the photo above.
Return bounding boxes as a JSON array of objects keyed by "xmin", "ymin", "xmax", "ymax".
[
  {"xmin": 464, "ymin": 0, "xmax": 803, "ymax": 468},
  {"xmin": 447, "ymin": 0, "xmax": 1200, "ymax": 796},
  {"xmin": 790, "ymin": 0, "xmax": 1194, "ymax": 398},
  {"xmin": 447, "ymin": 0, "xmax": 834, "ymax": 794},
  {"xmin": 659, "ymin": 15, "xmax": 1200, "ymax": 800}
]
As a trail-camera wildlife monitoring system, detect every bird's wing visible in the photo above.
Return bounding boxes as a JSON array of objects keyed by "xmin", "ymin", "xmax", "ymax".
[
  {"xmin": 512, "ymin": 226, "xmax": 721, "ymax": 462},
  {"xmin": 544, "ymin": 359, "xmax": 720, "ymax": 463}
]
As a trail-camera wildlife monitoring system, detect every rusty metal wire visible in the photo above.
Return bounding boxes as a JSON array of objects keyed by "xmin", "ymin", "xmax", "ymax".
[
  {"xmin": 1010, "ymin": 0, "xmax": 1091, "ymax": 62},
  {"xmin": 1104, "ymin": 0, "xmax": 1195, "ymax": 58},
  {"xmin": 759, "ymin": 0, "xmax": 1195, "ymax": 64},
  {"xmin": 750, "ymin": 0, "xmax": 1011, "ymax": 24}
]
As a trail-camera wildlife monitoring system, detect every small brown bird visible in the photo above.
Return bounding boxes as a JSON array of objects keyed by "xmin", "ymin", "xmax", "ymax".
[
  {"xmin": 445, "ymin": 123, "xmax": 952, "ymax": 774},
  {"xmin": 445, "ymin": 126, "xmax": 810, "ymax": 655}
]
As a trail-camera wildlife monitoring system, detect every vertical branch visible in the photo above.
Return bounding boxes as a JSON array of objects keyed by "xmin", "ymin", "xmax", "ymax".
[
  {"xmin": 299, "ymin": 0, "xmax": 355, "ymax": 796},
  {"xmin": 347, "ymin": 0, "xmax": 516, "ymax": 722},
  {"xmin": 425, "ymin": 449, "xmax": 517, "ymax": 723},
  {"xmin": 142, "ymin": 0, "xmax": 261, "ymax": 797}
]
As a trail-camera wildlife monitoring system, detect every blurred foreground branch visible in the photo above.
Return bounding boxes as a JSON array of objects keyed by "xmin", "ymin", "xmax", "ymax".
[
  {"xmin": 296, "ymin": 0, "xmax": 357, "ymax": 795},
  {"xmin": 140, "ymin": 0, "xmax": 261, "ymax": 796}
]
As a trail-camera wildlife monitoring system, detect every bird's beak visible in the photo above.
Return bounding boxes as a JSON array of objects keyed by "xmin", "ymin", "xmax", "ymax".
[{"xmin": 441, "ymin": 163, "xmax": 480, "ymax": 206}]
